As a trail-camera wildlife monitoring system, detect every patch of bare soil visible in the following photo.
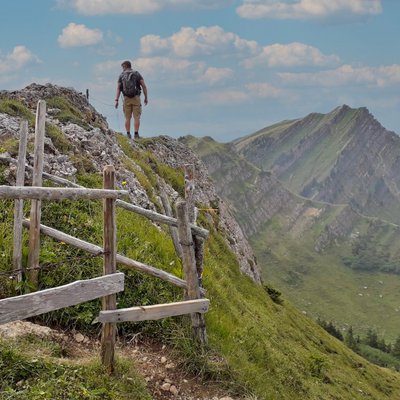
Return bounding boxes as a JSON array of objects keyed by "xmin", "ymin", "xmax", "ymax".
[
  {"xmin": 121, "ymin": 338, "xmax": 240, "ymax": 400},
  {"xmin": 0, "ymin": 321, "xmax": 241, "ymax": 400}
]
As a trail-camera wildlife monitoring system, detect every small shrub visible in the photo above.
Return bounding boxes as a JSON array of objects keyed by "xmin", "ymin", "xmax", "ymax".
[
  {"xmin": 46, "ymin": 123, "xmax": 74, "ymax": 153},
  {"xmin": 0, "ymin": 98, "xmax": 35, "ymax": 125},
  {"xmin": 308, "ymin": 354, "xmax": 329, "ymax": 378},
  {"xmin": 263, "ymin": 284, "xmax": 283, "ymax": 304},
  {"xmin": 47, "ymin": 96, "xmax": 90, "ymax": 130}
]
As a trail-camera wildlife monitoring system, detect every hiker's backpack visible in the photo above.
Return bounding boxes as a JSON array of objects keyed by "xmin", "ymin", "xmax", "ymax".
[{"xmin": 120, "ymin": 70, "xmax": 141, "ymax": 97}]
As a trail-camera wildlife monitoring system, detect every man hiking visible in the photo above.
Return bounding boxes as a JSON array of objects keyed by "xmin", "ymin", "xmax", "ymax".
[{"xmin": 115, "ymin": 60, "xmax": 148, "ymax": 139}]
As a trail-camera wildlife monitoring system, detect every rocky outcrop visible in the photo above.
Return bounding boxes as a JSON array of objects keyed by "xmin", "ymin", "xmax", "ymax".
[
  {"xmin": 145, "ymin": 136, "xmax": 261, "ymax": 283},
  {"xmin": 1, "ymin": 83, "xmax": 108, "ymax": 131},
  {"xmin": 0, "ymin": 84, "xmax": 262, "ymax": 284},
  {"xmin": 314, "ymin": 206, "xmax": 359, "ymax": 252}
]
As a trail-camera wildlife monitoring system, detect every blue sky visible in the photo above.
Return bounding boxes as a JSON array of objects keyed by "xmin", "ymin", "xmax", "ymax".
[{"xmin": 0, "ymin": 0, "xmax": 399, "ymax": 141}]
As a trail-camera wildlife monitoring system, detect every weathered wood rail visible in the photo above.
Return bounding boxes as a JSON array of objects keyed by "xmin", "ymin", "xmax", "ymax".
[
  {"xmin": 0, "ymin": 273, "xmax": 125, "ymax": 325},
  {"xmin": 21, "ymin": 219, "xmax": 205, "ymax": 295},
  {"xmin": 0, "ymin": 186, "xmax": 129, "ymax": 200},
  {"xmin": 0, "ymin": 155, "xmax": 208, "ymax": 239},
  {"xmin": 0, "ymin": 99, "xmax": 210, "ymax": 373},
  {"xmin": 98, "ymin": 298, "xmax": 209, "ymax": 323}
]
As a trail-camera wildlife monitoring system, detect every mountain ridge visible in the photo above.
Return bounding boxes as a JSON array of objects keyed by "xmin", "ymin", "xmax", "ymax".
[{"xmin": 184, "ymin": 104, "xmax": 400, "ymax": 341}]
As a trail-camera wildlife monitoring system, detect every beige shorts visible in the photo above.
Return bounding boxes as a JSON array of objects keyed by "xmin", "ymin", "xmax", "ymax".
[{"xmin": 123, "ymin": 96, "xmax": 142, "ymax": 120}]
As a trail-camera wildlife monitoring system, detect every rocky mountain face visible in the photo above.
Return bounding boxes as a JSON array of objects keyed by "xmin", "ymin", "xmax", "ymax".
[
  {"xmin": 185, "ymin": 106, "xmax": 400, "ymax": 251},
  {"xmin": 0, "ymin": 83, "xmax": 261, "ymax": 283},
  {"xmin": 234, "ymin": 105, "xmax": 400, "ymax": 224},
  {"xmin": 184, "ymin": 106, "xmax": 400, "ymax": 339}
]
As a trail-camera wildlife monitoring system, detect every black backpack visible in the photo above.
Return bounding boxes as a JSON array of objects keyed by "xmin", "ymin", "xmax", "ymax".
[{"xmin": 120, "ymin": 70, "xmax": 141, "ymax": 97}]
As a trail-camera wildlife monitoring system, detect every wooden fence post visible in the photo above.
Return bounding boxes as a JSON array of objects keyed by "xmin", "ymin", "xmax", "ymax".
[
  {"xmin": 176, "ymin": 201, "xmax": 208, "ymax": 346},
  {"xmin": 13, "ymin": 120, "xmax": 28, "ymax": 283},
  {"xmin": 101, "ymin": 165, "xmax": 117, "ymax": 373},
  {"xmin": 183, "ymin": 165, "xmax": 205, "ymax": 289},
  {"xmin": 184, "ymin": 164, "xmax": 196, "ymax": 224},
  {"xmin": 28, "ymin": 100, "xmax": 46, "ymax": 289},
  {"xmin": 158, "ymin": 178, "xmax": 182, "ymax": 258}
]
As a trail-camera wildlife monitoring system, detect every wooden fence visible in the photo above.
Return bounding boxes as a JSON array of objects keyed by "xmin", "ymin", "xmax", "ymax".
[{"xmin": 0, "ymin": 100, "xmax": 210, "ymax": 373}]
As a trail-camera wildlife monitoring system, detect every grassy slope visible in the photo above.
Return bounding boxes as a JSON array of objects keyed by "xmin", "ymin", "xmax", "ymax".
[
  {"xmin": 203, "ymin": 225, "xmax": 400, "ymax": 399},
  {"xmin": 250, "ymin": 213, "xmax": 400, "ymax": 343},
  {"xmin": 1, "ymin": 101, "xmax": 400, "ymax": 398},
  {"xmin": 185, "ymin": 132, "xmax": 400, "ymax": 344}
]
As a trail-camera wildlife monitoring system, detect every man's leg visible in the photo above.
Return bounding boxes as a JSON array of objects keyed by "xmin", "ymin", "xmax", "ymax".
[
  {"xmin": 132, "ymin": 97, "xmax": 142, "ymax": 139},
  {"xmin": 125, "ymin": 116, "xmax": 131, "ymax": 138},
  {"xmin": 134, "ymin": 117, "xmax": 140, "ymax": 138},
  {"xmin": 123, "ymin": 99, "xmax": 133, "ymax": 138}
]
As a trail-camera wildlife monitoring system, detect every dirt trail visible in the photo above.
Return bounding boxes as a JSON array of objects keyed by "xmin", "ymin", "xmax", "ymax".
[{"xmin": 0, "ymin": 321, "xmax": 240, "ymax": 400}]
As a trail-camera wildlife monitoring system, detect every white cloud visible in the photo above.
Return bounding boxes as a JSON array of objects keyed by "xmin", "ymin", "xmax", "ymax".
[
  {"xmin": 245, "ymin": 82, "xmax": 284, "ymax": 97},
  {"xmin": 237, "ymin": 0, "xmax": 382, "ymax": 20},
  {"xmin": 140, "ymin": 34, "xmax": 169, "ymax": 55},
  {"xmin": 204, "ymin": 89, "xmax": 249, "ymax": 104},
  {"xmin": 278, "ymin": 64, "xmax": 400, "ymax": 87},
  {"xmin": 58, "ymin": 0, "xmax": 232, "ymax": 15},
  {"xmin": 134, "ymin": 57, "xmax": 206, "ymax": 81},
  {"xmin": 204, "ymin": 67, "xmax": 234, "ymax": 84},
  {"xmin": 58, "ymin": 23, "xmax": 103, "ymax": 48},
  {"xmin": 94, "ymin": 60, "xmax": 121, "ymax": 75},
  {"xmin": 244, "ymin": 42, "xmax": 340, "ymax": 68},
  {"xmin": 95, "ymin": 57, "xmax": 232, "ymax": 87},
  {"xmin": 0, "ymin": 46, "xmax": 40, "ymax": 75},
  {"xmin": 204, "ymin": 81, "xmax": 286, "ymax": 104},
  {"xmin": 140, "ymin": 26, "xmax": 259, "ymax": 58}
]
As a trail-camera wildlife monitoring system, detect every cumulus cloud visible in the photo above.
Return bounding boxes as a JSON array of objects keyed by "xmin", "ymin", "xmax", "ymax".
[
  {"xmin": 278, "ymin": 64, "xmax": 400, "ymax": 87},
  {"xmin": 237, "ymin": 0, "xmax": 382, "ymax": 20},
  {"xmin": 245, "ymin": 82, "xmax": 284, "ymax": 97},
  {"xmin": 95, "ymin": 57, "xmax": 232, "ymax": 86},
  {"xmin": 204, "ymin": 81, "xmax": 286, "ymax": 104},
  {"xmin": 204, "ymin": 89, "xmax": 249, "ymax": 104},
  {"xmin": 0, "ymin": 46, "xmax": 40, "ymax": 74},
  {"xmin": 58, "ymin": 0, "xmax": 232, "ymax": 15},
  {"xmin": 140, "ymin": 26, "xmax": 259, "ymax": 58},
  {"xmin": 244, "ymin": 42, "xmax": 340, "ymax": 68},
  {"xmin": 204, "ymin": 67, "xmax": 234, "ymax": 84},
  {"xmin": 58, "ymin": 23, "xmax": 103, "ymax": 48}
]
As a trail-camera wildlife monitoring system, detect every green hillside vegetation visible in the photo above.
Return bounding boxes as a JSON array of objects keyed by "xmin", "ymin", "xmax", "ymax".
[
  {"xmin": 0, "ymin": 336, "xmax": 152, "ymax": 400},
  {"xmin": 2, "ymin": 189, "xmax": 400, "ymax": 399},
  {"xmin": 250, "ymin": 211, "xmax": 400, "ymax": 343},
  {"xmin": 2, "ymin": 97, "xmax": 400, "ymax": 398}
]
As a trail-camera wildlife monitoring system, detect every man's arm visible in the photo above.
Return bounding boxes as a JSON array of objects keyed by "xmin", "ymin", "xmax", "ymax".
[
  {"xmin": 115, "ymin": 80, "xmax": 121, "ymax": 109},
  {"xmin": 140, "ymin": 79, "xmax": 148, "ymax": 105}
]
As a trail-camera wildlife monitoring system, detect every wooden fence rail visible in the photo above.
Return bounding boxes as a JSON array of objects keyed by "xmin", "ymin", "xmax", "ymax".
[
  {"xmin": 21, "ymin": 219, "xmax": 205, "ymax": 295},
  {"xmin": 98, "ymin": 299, "xmax": 209, "ymax": 323},
  {"xmin": 0, "ymin": 186, "xmax": 128, "ymax": 200},
  {"xmin": 0, "ymin": 273, "xmax": 124, "ymax": 325},
  {"xmin": 0, "ymin": 155, "xmax": 209, "ymax": 239}
]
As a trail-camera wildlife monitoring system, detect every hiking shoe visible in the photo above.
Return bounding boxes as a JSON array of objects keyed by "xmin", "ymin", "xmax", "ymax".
[
  {"xmin": 127, "ymin": 132, "xmax": 132, "ymax": 139},
  {"xmin": 134, "ymin": 132, "xmax": 140, "ymax": 139}
]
